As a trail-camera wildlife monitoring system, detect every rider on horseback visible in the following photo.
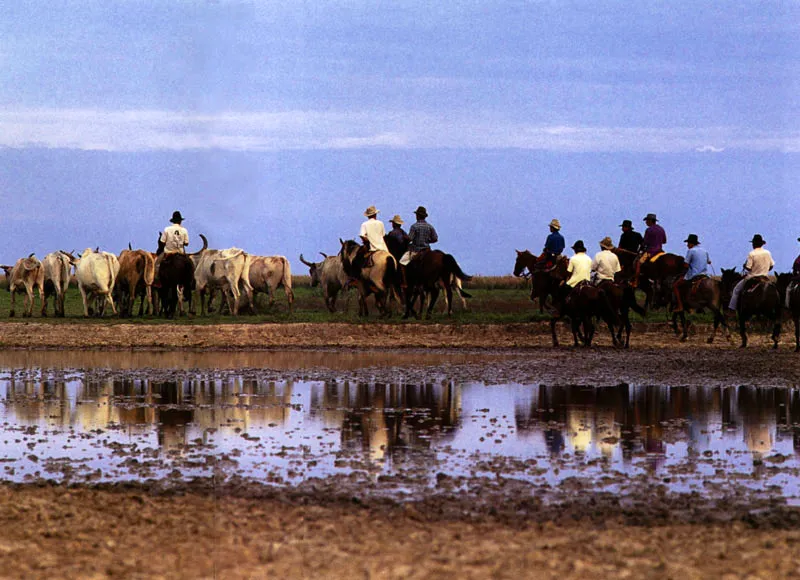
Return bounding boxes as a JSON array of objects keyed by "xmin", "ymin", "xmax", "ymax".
[
  {"xmin": 672, "ymin": 234, "xmax": 710, "ymax": 313},
  {"xmin": 728, "ymin": 234, "xmax": 774, "ymax": 311},
  {"xmin": 618, "ymin": 219, "xmax": 643, "ymax": 255},
  {"xmin": 633, "ymin": 213, "xmax": 666, "ymax": 287},
  {"xmin": 566, "ymin": 240, "xmax": 592, "ymax": 288},
  {"xmin": 538, "ymin": 219, "xmax": 565, "ymax": 270},
  {"xmin": 399, "ymin": 206, "xmax": 438, "ymax": 266},
  {"xmin": 591, "ymin": 237, "xmax": 621, "ymax": 284}
]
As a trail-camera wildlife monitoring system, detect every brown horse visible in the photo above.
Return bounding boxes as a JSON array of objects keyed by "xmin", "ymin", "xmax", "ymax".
[
  {"xmin": 550, "ymin": 282, "xmax": 620, "ymax": 347},
  {"xmin": 721, "ymin": 269, "xmax": 782, "ymax": 348},
  {"xmin": 595, "ymin": 280, "xmax": 646, "ymax": 348},
  {"xmin": 403, "ymin": 250, "xmax": 472, "ymax": 319},
  {"xmin": 339, "ymin": 239, "xmax": 398, "ymax": 318},
  {"xmin": 638, "ymin": 253, "xmax": 685, "ymax": 310},
  {"xmin": 513, "ymin": 250, "xmax": 568, "ymax": 314},
  {"xmin": 669, "ymin": 276, "xmax": 730, "ymax": 343},
  {"xmin": 777, "ymin": 273, "xmax": 800, "ymax": 351}
]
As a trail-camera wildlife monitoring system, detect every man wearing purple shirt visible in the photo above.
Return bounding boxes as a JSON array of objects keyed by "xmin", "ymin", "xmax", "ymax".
[{"xmin": 634, "ymin": 213, "xmax": 667, "ymax": 286}]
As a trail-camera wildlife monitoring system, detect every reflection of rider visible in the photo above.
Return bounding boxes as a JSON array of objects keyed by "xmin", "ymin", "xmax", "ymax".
[
  {"xmin": 400, "ymin": 206, "xmax": 438, "ymax": 266},
  {"xmin": 591, "ymin": 237, "xmax": 621, "ymax": 283},
  {"xmin": 672, "ymin": 234, "xmax": 710, "ymax": 313},
  {"xmin": 541, "ymin": 219, "xmax": 565, "ymax": 266},
  {"xmin": 633, "ymin": 213, "xmax": 666, "ymax": 287},
  {"xmin": 729, "ymin": 234, "xmax": 774, "ymax": 311}
]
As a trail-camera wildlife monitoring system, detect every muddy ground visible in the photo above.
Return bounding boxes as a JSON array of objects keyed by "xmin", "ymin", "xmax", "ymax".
[{"xmin": 2, "ymin": 321, "xmax": 800, "ymax": 579}]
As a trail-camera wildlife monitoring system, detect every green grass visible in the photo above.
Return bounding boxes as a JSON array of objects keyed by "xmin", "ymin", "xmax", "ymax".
[{"xmin": 0, "ymin": 276, "xmax": 720, "ymax": 325}]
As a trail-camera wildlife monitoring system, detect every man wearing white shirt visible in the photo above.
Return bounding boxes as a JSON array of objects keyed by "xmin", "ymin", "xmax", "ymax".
[
  {"xmin": 729, "ymin": 234, "xmax": 775, "ymax": 311},
  {"xmin": 359, "ymin": 206, "xmax": 388, "ymax": 252},
  {"xmin": 592, "ymin": 237, "xmax": 621, "ymax": 283},
  {"xmin": 566, "ymin": 240, "xmax": 593, "ymax": 288}
]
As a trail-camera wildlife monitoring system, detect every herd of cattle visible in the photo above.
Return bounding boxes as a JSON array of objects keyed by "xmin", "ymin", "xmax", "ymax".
[{"xmin": 0, "ymin": 235, "xmax": 297, "ymax": 319}]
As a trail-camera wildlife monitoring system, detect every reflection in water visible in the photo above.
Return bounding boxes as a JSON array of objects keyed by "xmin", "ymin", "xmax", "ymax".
[{"xmin": 1, "ymin": 374, "xmax": 800, "ymax": 500}]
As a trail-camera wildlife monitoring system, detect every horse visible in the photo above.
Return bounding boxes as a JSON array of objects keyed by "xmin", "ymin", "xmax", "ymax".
[
  {"xmin": 776, "ymin": 273, "xmax": 800, "ymax": 351},
  {"xmin": 550, "ymin": 282, "xmax": 620, "ymax": 347},
  {"xmin": 513, "ymin": 250, "xmax": 569, "ymax": 314},
  {"xmin": 669, "ymin": 276, "xmax": 730, "ymax": 343},
  {"xmin": 595, "ymin": 279, "xmax": 646, "ymax": 348},
  {"xmin": 339, "ymin": 239, "xmax": 398, "ymax": 317},
  {"xmin": 403, "ymin": 250, "xmax": 472, "ymax": 319},
  {"xmin": 721, "ymin": 269, "xmax": 782, "ymax": 348},
  {"xmin": 637, "ymin": 253, "xmax": 685, "ymax": 311}
]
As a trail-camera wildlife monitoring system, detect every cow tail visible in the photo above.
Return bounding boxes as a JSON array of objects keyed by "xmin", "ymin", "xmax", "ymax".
[{"xmin": 444, "ymin": 254, "xmax": 472, "ymax": 281}]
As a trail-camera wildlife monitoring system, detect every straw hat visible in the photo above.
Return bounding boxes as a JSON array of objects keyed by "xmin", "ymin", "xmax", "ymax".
[
  {"xmin": 599, "ymin": 237, "xmax": 614, "ymax": 250},
  {"xmin": 363, "ymin": 206, "xmax": 379, "ymax": 217},
  {"xmin": 549, "ymin": 218, "xmax": 561, "ymax": 230},
  {"xmin": 390, "ymin": 215, "xmax": 404, "ymax": 225}
]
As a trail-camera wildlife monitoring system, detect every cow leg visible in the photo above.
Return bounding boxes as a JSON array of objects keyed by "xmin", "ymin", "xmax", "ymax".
[
  {"xmin": 105, "ymin": 292, "xmax": 118, "ymax": 316},
  {"xmin": 79, "ymin": 286, "xmax": 90, "ymax": 317}
]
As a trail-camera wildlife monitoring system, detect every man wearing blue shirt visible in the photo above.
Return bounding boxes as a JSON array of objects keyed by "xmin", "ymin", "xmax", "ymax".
[
  {"xmin": 672, "ymin": 234, "xmax": 710, "ymax": 313},
  {"xmin": 539, "ymin": 219, "xmax": 565, "ymax": 268}
]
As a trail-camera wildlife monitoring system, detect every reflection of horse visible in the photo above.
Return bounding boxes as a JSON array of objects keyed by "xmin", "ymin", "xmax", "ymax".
[
  {"xmin": 404, "ymin": 250, "xmax": 472, "ymax": 319},
  {"xmin": 721, "ymin": 269, "xmax": 782, "ymax": 348},
  {"xmin": 777, "ymin": 273, "xmax": 800, "ymax": 351},
  {"xmin": 339, "ymin": 239, "xmax": 398, "ymax": 318},
  {"xmin": 596, "ymin": 280, "xmax": 646, "ymax": 348},
  {"xmin": 638, "ymin": 253, "xmax": 685, "ymax": 310},
  {"xmin": 669, "ymin": 276, "xmax": 730, "ymax": 343}
]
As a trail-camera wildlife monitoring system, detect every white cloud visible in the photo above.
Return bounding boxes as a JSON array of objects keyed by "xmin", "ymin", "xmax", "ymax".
[{"xmin": 0, "ymin": 108, "xmax": 796, "ymax": 154}]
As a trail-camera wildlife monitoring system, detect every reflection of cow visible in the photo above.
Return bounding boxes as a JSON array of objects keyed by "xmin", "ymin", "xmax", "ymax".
[
  {"xmin": 115, "ymin": 249, "xmax": 156, "ymax": 317},
  {"xmin": 75, "ymin": 248, "xmax": 120, "ymax": 317},
  {"xmin": 191, "ymin": 245, "xmax": 253, "ymax": 316},
  {"xmin": 300, "ymin": 253, "xmax": 349, "ymax": 313},
  {"xmin": 248, "ymin": 255, "xmax": 294, "ymax": 312},
  {"xmin": 42, "ymin": 251, "xmax": 77, "ymax": 317},
  {"xmin": 1, "ymin": 255, "xmax": 44, "ymax": 317}
]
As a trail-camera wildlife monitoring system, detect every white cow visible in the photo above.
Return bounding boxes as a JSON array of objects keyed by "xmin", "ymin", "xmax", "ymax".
[
  {"xmin": 248, "ymin": 255, "xmax": 294, "ymax": 312},
  {"xmin": 190, "ymin": 247, "xmax": 253, "ymax": 316},
  {"xmin": 41, "ymin": 251, "xmax": 77, "ymax": 317},
  {"xmin": 75, "ymin": 248, "xmax": 120, "ymax": 317},
  {"xmin": 1, "ymin": 255, "xmax": 45, "ymax": 317}
]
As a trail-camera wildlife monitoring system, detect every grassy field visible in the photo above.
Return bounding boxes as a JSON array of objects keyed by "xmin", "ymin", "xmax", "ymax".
[{"xmin": 0, "ymin": 275, "xmax": 699, "ymax": 325}]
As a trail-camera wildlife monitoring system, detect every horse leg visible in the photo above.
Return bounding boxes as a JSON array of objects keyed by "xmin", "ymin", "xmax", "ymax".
[
  {"xmin": 426, "ymin": 288, "xmax": 440, "ymax": 319},
  {"xmin": 680, "ymin": 311, "xmax": 689, "ymax": 342},
  {"xmin": 772, "ymin": 318, "xmax": 781, "ymax": 350},
  {"xmin": 739, "ymin": 313, "xmax": 748, "ymax": 348},
  {"xmin": 795, "ymin": 314, "xmax": 800, "ymax": 352},
  {"xmin": 550, "ymin": 317, "xmax": 560, "ymax": 347}
]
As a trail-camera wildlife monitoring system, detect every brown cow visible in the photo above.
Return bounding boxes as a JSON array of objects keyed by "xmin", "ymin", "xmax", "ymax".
[
  {"xmin": 1, "ymin": 255, "xmax": 45, "ymax": 318},
  {"xmin": 115, "ymin": 249, "xmax": 156, "ymax": 317}
]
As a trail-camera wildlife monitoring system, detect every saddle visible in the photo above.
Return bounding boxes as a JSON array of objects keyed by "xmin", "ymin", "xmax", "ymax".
[
  {"xmin": 647, "ymin": 252, "xmax": 665, "ymax": 263},
  {"xmin": 743, "ymin": 276, "xmax": 771, "ymax": 294},
  {"xmin": 689, "ymin": 274, "xmax": 708, "ymax": 297}
]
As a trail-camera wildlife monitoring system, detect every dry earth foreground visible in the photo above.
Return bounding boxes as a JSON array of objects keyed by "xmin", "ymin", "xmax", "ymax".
[{"xmin": 1, "ymin": 323, "xmax": 800, "ymax": 578}]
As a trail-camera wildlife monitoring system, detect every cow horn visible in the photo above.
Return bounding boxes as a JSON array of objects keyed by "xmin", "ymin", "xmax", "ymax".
[
  {"xmin": 129, "ymin": 242, "xmax": 133, "ymax": 250},
  {"xmin": 95, "ymin": 246, "xmax": 100, "ymax": 253},
  {"xmin": 299, "ymin": 254, "xmax": 313, "ymax": 267},
  {"xmin": 320, "ymin": 252, "xmax": 328, "ymax": 258}
]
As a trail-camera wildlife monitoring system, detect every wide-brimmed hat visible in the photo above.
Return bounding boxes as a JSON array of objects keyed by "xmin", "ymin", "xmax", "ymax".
[
  {"xmin": 390, "ymin": 214, "xmax": 404, "ymax": 225},
  {"xmin": 599, "ymin": 237, "xmax": 614, "ymax": 250},
  {"xmin": 684, "ymin": 234, "xmax": 700, "ymax": 245},
  {"xmin": 619, "ymin": 219, "xmax": 633, "ymax": 228},
  {"xmin": 572, "ymin": 240, "xmax": 587, "ymax": 253},
  {"xmin": 643, "ymin": 213, "xmax": 658, "ymax": 222},
  {"xmin": 750, "ymin": 234, "xmax": 766, "ymax": 246},
  {"xmin": 364, "ymin": 206, "xmax": 379, "ymax": 217},
  {"xmin": 549, "ymin": 218, "xmax": 561, "ymax": 230},
  {"xmin": 414, "ymin": 206, "xmax": 428, "ymax": 218},
  {"xmin": 170, "ymin": 211, "xmax": 184, "ymax": 224}
]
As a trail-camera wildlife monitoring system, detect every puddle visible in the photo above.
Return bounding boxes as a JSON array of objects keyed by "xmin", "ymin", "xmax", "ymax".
[{"xmin": 1, "ymin": 353, "xmax": 799, "ymax": 503}]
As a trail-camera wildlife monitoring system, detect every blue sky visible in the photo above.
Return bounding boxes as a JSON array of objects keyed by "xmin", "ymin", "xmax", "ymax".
[{"xmin": 1, "ymin": 1, "xmax": 798, "ymax": 274}]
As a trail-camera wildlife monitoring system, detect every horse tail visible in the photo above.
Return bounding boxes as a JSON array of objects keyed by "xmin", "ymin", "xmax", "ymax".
[
  {"xmin": 383, "ymin": 255, "xmax": 397, "ymax": 292},
  {"xmin": 624, "ymin": 285, "xmax": 647, "ymax": 318},
  {"xmin": 444, "ymin": 254, "xmax": 472, "ymax": 281}
]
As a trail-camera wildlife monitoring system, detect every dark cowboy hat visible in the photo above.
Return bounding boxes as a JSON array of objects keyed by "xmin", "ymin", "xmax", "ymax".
[
  {"xmin": 750, "ymin": 234, "xmax": 766, "ymax": 246},
  {"xmin": 643, "ymin": 213, "xmax": 658, "ymax": 222},
  {"xmin": 414, "ymin": 206, "xmax": 428, "ymax": 218},
  {"xmin": 684, "ymin": 234, "xmax": 700, "ymax": 245},
  {"xmin": 619, "ymin": 219, "xmax": 633, "ymax": 228},
  {"xmin": 170, "ymin": 211, "xmax": 184, "ymax": 224},
  {"xmin": 571, "ymin": 240, "xmax": 587, "ymax": 253}
]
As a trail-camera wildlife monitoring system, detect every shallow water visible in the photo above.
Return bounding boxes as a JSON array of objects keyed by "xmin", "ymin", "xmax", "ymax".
[{"xmin": 0, "ymin": 351, "xmax": 799, "ymax": 503}]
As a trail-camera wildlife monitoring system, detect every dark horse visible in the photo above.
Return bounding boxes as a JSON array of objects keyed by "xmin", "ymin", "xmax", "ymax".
[
  {"xmin": 669, "ymin": 276, "xmax": 730, "ymax": 343},
  {"xmin": 513, "ymin": 250, "xmax": 568, "ymax": 314},
  {"xmin": 637, "ymin": 253, "xmax": 685, "ymax": 311},
  {"xmin": 551, "ymin": 282, "xmax": 620, "ymax": 347},
  {"xmin": 403, "ymin": 250, "xmax": 472, "ymax": 319},
  {"xmin": 777, "ymin": 273, "xmax": 800, "ymax": 351},
  {"xmin": 721, "ymin": 269, "xmax": 782, "ymax": 348},
  {"xmin": 595, "ymin": 279, "xmax": 646, "ymax": 348}
]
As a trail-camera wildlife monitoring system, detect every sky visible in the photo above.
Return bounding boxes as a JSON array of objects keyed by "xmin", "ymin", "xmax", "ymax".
[{"xmin": 1, "ymin": 1, "xmax": 799, "ymax": 274}]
